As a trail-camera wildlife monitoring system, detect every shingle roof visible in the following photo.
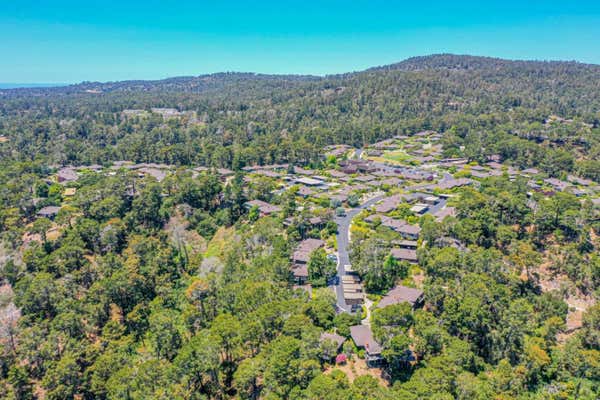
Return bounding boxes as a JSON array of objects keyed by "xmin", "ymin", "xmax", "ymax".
[
  {"xmin": 37, "ymin": 206, "xmax": 61, "ymax": 217},
  {"xmin": 390, "ymin": 248, "xmax": 418, "ymax": 262},
  {"xmin": 375, "ymin": 194, "xmax": 405, "ymax": 213},
  {"xmin": 246, "ymin": 200, "xmax": 282, "ymax": 215},
  {"xmin": 350, "ymin": 325, "xmax": 381, "ymax": 354},
  {"xmin": 432, "ymin": 206, "xmax": 457, "ymax": 222},
  {"xmin": 377, "ymin": 285, "xmax": 424, "ymax": 308},
  {"xmin": 292, "ymin": 238, "xmax": 325, "ymax": 264},
  {"xmin": 320, "ymin": 332, "xmax": 346, "ymax": 350}
]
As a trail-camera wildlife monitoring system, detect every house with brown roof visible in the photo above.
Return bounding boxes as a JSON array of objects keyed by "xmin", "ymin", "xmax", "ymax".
[
  {"xmin": 487, "ymin": 161, "xmax": 504, "ymax": 170},
  {"xmin": 291, "ymin": 238, "xmax": 325, "ymax": 284},
  {"xmin": 567, "ymin": 175, "xmax": 593, "ymax": 186},
  {"xmin": 255, "ymin": 169, "xmax": 281, "ymax": 178},
  {"xmin": 138, "ymin": 167, "xmax": 167, "ymax": 182},
  {"xmin": 435, "ymin": 178, "xmax": 475, "ymax": 190},
  {"xmin": 329, "ymin": 193, "xmax": 348, "ymax": 204},
  {"xmin": 521, "ymin": 168, "xmax": 539, "ymax": 176},
  {"xmin": 390, "ymin": 248, "xmax": 418, "ymax": 263},
  {"xmin": 292, "ymin": 238, "xmax": 325, "ymax": 264},
  {"xmin": 390, "ymin": 220, "xmax": 421, "ymax": 239},
  {"xmin": 470, "ymin": 170, "xmax": 494, "ymax": 179},
  {"xmin": 57, "ymin": 168, "xmax": 78, "ymax": 183},
  {"xmin": 296, "ymin": 177, "xmax": 324, "ymax": 186},
  {"xmin": 245, "ymin": 200, "xmax": 282, "ymax": 217},
  {"xmin": 308, "ymin": 216, "xmax": 326, "ymax": 229},
  {"xmin": 354, "ymin": 174, "xmax": 376, "ymax": 183},
  {"xmin": 291, "ymin": 264, "xmax": 309, "ymax": 285},
  {"xmin": 350, "ymin": 325, "xmax": 383, "ymax": 367},
  {"xmin": 320, "ymin": 332, "xmax": 346, "ymax": 352},
  {"xmin": 379, "ymin": 177, "xmax": 403, "ymax": 187},
  {"xmin": 377, "ymin": 285, "xmax": 424, "ymax": 309},
  {"xmin": 544, "ymin": 178, "xmax": 570, "ymax": 192},
  {"xmin": 375, "ymin": 194, "xmax": 405, "ymax": 213},
  {"xmin": 339, "ymin": 160, "xmax": 377, "ymax": 174},
  {"xmin": 296, "ymin": 186, "xmax": 315, "ymax": 198},
  {"xmin": 293, "ymin": 166, "xmax": 314, "ymax": 175},
  {"xmin": 393, "ymin": 240, "xmax": 418, "ymax": 249},
  {"xmin": 432, "ymin": 206, "xmax": 457, "ymax": 222},
  {"xmin": 328, "ymin": 170, "xmax": 347, "ymax": 178},
  {"xmin": 37, "ymin": 206, "xmax": 61, "ymax": 220},
  {"xmin": 341, "ymin": 164, "xmax": 358, "ymax": 174}
]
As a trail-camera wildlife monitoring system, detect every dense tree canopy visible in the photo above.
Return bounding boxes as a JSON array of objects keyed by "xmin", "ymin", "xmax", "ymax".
[{"xmin": 1, "ymin": 55, "xmax": 599, "ymax": 399}]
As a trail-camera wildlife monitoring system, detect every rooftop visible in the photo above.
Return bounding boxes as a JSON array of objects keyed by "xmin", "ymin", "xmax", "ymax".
[
  {"xmin": 390, "ymin": 248, "xmax": 418, "ymax": 262},
  {"xmin": 350, "ymin": 325, "xmax": 382, "ymax": 355},
  {"xmin": 377, "ymin": 285, "xmax": 424, "ymax": 308}
]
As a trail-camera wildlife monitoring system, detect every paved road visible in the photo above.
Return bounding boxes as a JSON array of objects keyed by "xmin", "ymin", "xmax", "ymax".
[
  {"xmin": 332, "ymin": 191, "xmax": 447, "ymax": 312},
  {"xmin": 425, "ymin": 197, "xmax": 447, "ymax": 216},
  {"xmin": 333, "ymin": 194, "xmax": 386, "ymax": 312}
]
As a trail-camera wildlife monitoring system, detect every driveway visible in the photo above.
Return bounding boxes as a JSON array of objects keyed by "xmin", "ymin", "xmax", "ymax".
[{"xmin": 333, "ymin": 194, "xmax": 386, "ymax": 312}]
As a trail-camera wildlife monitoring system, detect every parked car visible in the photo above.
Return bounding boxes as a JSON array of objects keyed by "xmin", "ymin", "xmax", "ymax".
[{"xmin": 327, "ymin": 275, "xmax": 339, "ymax": 286}]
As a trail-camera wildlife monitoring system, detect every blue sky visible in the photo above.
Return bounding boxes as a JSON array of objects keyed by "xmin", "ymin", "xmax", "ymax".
[{"xmin": 1, "ymin": 1, "xmax": 600, "ymax": 83}]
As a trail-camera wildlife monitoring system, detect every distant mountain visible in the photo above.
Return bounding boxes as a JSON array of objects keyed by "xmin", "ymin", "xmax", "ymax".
[
  {"xmin": 367, "ymin": 53, "xmax": 600, "ymax": 72},
  {"xmin": 0, "ymin": 72, "xmax": 321, "ymax": 97},
  {"xmin": 5, "ymin": 54, "xmax": 600, "ymax": 96},
  {"xmin": 1, "ymin": 53, "xmax": 600, "ymax": 170}
]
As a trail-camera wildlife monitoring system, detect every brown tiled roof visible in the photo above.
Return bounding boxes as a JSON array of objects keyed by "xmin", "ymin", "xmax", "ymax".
[
  {"xmin": 394, "ymin": 240, "xmax": 418, "ymax": 248},
  {"xmin": 293, "ymin": 166, "xmax": 313, "ymax": 175},
  {"xmin": 388, "ymin": 220, "xmax": 420, "ymax": 236},
  {"xmin": 328, "ymin": 170, "xmax": 347, "ymax": 178},
  {"xmin": 138, "ymin": 167, "xmax": 167, "ymax": 182}
]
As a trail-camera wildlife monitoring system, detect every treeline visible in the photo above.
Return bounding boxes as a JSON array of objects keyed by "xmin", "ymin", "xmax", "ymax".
[{"xmin": 1, "ymin": 55, "xmax": 600, "ymax": 171}]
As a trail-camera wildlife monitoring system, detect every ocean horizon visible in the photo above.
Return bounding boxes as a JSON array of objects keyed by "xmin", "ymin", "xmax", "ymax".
[{"xmin": 0, "ymin": 82, "xmax": 68, "ymax": 89}]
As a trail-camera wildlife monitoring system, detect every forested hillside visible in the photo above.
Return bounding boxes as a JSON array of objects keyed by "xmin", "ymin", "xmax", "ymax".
[
  {"xmin": 0, "ymin": 55, "xmax": 599, "ymax": 399},
  {"xmin": 1, "ymin": 54, "xmax": 599, "ymax": 176}
]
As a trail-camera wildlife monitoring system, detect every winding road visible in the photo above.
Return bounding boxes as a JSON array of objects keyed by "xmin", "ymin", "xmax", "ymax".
[
  {"xmin": 332, "ymin": 190, "xmax": 447, "ymax": 312},
  {"xmin": 331, "ymin": 149, "xmax": 452, "ymax": 312},
  {"xmin": 333, "ymin": 194, "xmax": 386, "ymax": 311}
]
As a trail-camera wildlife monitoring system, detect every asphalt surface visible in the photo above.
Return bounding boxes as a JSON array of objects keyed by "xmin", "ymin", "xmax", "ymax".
[
  {"xmin": 332, "ymin": 190, "xmax": 447, "ymax": 312},
  {"xmin": 331, "ymin": 149, "xmax": 454, "ymax": 312},
  {"xmin": 425, "ymin": 197, "xmax": 447, "ymax": 215},
  {"xmin": 333, "ymin": 194, "xmax": 386, "ymax": 312}
]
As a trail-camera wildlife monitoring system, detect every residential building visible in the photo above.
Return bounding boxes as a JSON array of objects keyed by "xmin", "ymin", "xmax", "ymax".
[
  {"xmin": 245, "ymin": 200, "xmax": 282, "ymax": 216},
  {"xmin": 292, "ymin": 238, "xmax": 325, "ymax": 265},
  {"xmin": 57, "ymin": 168, "xmax": 78, "ymax": 183},
  {"xmin": 37, "ymin": 206, "xmax": 61, "ymax": 220},
  {"xmin": 350, "ymin": 325, "xmax": 383, "ymax": 367},
  {"xmin": 377, "ymin": 285, "xmax": 424, "ymax": 309},
  {"xmin": 390, "ymin": 248, "xmax": 418, "ymax": 263}
]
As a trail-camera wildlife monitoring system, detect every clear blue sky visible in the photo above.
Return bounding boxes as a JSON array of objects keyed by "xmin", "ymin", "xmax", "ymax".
[{"xmin": 2, "ymin": 1, "xmax": 600, "ymax": 83}]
